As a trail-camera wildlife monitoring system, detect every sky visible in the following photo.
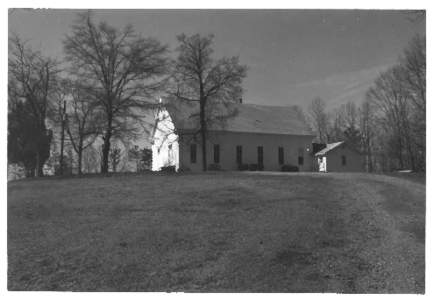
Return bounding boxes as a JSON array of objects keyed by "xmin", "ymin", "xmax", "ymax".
[{"xmin": 8, "ymin": 9, "xmax": 425, "ymax": 110}]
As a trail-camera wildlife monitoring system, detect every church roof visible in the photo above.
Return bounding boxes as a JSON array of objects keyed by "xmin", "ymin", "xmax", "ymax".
[
  {"xmin": 163, "ymin": 99, "xmax": 315, "ymax": 136},
  {"xmin": 314, "ymin": 141, "xmax": 345, "ymax": 156}
]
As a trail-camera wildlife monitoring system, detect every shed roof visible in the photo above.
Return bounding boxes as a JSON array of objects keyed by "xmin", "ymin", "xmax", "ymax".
[
  {"xmin": 314, "ymin": 141, "xmax": 345, "ymax": 156},
  {"xmin": 163, "ymin": 99, "xmax": 315, "ymax": 136}
]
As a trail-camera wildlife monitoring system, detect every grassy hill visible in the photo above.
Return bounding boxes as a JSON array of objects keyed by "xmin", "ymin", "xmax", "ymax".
[{"xmin": 7, "ymin": 172, "xmax": 425, "ymax": 292}]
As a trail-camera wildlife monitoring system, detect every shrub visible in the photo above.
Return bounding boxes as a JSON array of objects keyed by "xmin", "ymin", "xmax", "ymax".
[
  {"xmin": 54, "ymin": 161, "xmax": 73, "ymax": 176},
  {"xmin": 281, "ymin": 164, "xmax": 299, "ymax": 172},
  {"xmin": 177, "ymin": 166, "xmax": 190, "ymax": 172},
  {"xmin": 208, "ymin": 163, "xmax": 221, "ymax": 171},
  {"xmin": 248, "ymin": 163, "xmax": 258, "ymax": 171},
  {"xmin": 248, "ymin": 163, "xmax": 264, "ymax": 171},
  {"xmin": 237, "ymin": 163, "xmax": 249, "ymax": 171},
  {"xmin": 160, "ymin": 165, "xmax": 176, "ymax": 173}
]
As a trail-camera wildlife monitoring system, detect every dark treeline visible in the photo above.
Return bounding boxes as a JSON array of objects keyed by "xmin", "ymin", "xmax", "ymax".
[
  {"xmin": 8, "ymin": 11, "xmax": 169, "ymax": 177},
  {"xmin": 307, "ymin": 35, "xmax": 425, "ymax": 172},
  {"xmin": 8, "ymin": 11, "xmax": 247, "ymax": 177},
  {"xmin": 8, "ymin": 11, "xmax": 425, "ymax": 177}
]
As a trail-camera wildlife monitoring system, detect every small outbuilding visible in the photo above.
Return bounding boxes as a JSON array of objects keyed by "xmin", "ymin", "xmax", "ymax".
[{"xmin": 314, "ymin": 141, "xmax": 364, "ymax": 172}]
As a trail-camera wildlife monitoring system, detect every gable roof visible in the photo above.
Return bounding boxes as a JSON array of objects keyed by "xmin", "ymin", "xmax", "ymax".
[
  {"xmin": 314, "ymin": 141, "xmax": 344, "ymax": 156},
  {"xmin": 163, "ymin": 99, "xmax": 315, "ymax": 136}
]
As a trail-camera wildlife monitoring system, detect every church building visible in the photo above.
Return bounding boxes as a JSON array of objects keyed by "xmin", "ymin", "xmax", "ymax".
[{"xmin": 151, "ymin": 99, "xmax": 316, "ymax": 172}]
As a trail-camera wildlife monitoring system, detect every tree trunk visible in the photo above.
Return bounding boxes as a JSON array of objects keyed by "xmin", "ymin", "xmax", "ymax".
[
  {"xmin": 403, "ymin": 119, "xmax": 416, "ymax": 170},
  {"xmin": 200, "ymin": 117, "xmax": 207, "ymax": 171},
  {"xmin": 397, "ymin": 139, "xmax": 404, "ymax": 170},
  {"xmin": 59, "ymin": 101, "xmax": 66, "ymax": 175},
  {"xmin": 25, "ymin": 166, "xmax": 35, "ymax": 178},
  {"xmin": 35, "ymin": 152, "xmax": 44, "ymax": 177},
  {"xmin": 405, "ymin": 132, "xmax": 416, "ymax": 170},
  {"xmin": 199, "ymin": 98, "xmax": 207, "ymax": 172},
  {"xmin": 101, "ymin": 116, "xmax": 112, "ymax": 174},
  {"xmin": 37, "ymin": 163, "xmax": 44, "ymax": 176},
  {"xmin": 78, "ymin": 146, "xmax": 83, "ymax": 175},
  {"xmin": 367, "ymin": 145, "xmax": 373, "ymax": 172},
  {"xmin": 101, "ymin": 135, "xmax": 111, "ymax": 173}
]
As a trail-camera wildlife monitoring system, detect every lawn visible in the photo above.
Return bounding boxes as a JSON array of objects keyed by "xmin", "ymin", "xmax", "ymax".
[{"xmin": 7, "ymin": 172, "xmax": 425, "ymax": 292}]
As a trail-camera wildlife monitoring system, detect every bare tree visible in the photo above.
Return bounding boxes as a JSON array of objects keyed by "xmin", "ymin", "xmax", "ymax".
[
  {"xmin": 8, "ymin": 35, "xmax": 59, "ymax": 176},
  {"xmin": 308, "ymin": 97, "xmax": 330, "ymax": 143},
  {"xmin": 82, "ymin": 145, "xmax": 100, "ymax": 173},
  {"xmin": 340, "ymin": 102, "xmax": 358, "ymax": 130},
  {"xmin": 363, "ymin": 34, "xmax": 426, "ymax": 172},
  {"xmin": 400, "ymin": 35, "xmax": 425, "ymax": 113},
  {"xmin": 400, "ymin": 35, "xmax": 426, "ymax": 170},
  {"xmin": 338, "ymin": 102, "xmax": 362, "ymax": 150},
  {"xmin": 329, "ymin": 102, "xmax": 358, "ymax": 143},
  {"xmin": 171, "ymin": 34, "xmax": 247, "ymax": 171},
  {"xmin": 109, "ymin": 145, "xmax": 122, "ymax": 172},
  {"xmin": 50, "ymin": 81, "xmax": 70, "ymax": 175},
  {"xmin": 358, "ymin": 100, "xmax": 375, "ymax": 172},
  {"xmin": 366, "ymin": 65, "xmax": 414, "ymax": 170},
  {"xmin": 62, "ymin": 79, "xmax": 102, "ymax": 175},
  {"xmin": 63, "ymin": 12, "xmax": 169, "ymax": 173}
]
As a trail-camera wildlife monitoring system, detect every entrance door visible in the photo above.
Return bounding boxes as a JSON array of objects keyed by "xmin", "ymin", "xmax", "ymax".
[{"xmin": 319, "ymin": 157, "xmax": 327, "ymax": 172}]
